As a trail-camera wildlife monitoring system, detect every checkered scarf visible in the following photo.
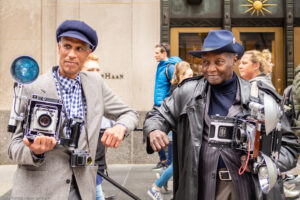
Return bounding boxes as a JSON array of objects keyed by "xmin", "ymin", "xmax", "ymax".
[{"xmin": 53, "ymin": 68, "xmax": 87, "ymax": 121}]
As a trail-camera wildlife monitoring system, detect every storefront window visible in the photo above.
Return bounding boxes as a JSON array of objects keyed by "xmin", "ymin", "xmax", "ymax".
[
  {"xmin": 178, "ymin": 33, "xmax": 208, "ymax": 76},
  {"xmin": 240, "ymin": 32, "xmax": 275, "ymax": 52}
]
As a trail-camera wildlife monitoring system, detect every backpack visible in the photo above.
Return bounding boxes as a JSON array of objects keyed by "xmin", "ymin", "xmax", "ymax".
[
  {"xmin": 165, "ymin": 63, "xmax": 173, "ymax": 82},
  {"xmin": 282, "ymin": 85, "xmax": 297, "ymax": 127},
  {"xmin": 165, "ymin": 56, "xmax": 182, "ymax": 94}
]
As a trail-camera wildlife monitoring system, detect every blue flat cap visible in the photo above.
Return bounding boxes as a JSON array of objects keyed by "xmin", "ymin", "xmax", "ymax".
[
  {"xmin": 189, "ymin": 30, "xmax": 244, "ymax": 59},
  {"xmin": 56, "ymin": 20, "xmax": 98, "ymax": 52}
]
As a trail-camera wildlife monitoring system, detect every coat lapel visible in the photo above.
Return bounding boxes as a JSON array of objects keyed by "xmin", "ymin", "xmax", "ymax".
[
  {"xmin": 186, "ymin": 79, "xmax": 208, "ymax": 145},
  {"xmin": 36, "ymin": 67, "xmax": 59, "ymax": 99},
  {"xmin": 78, "ymin": 72, "xmax": 99, "ymax": 149}
]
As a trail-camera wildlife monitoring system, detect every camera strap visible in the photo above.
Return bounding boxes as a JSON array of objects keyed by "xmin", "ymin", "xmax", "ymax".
[
  {"xmin": 54, "ymin": 70, "xmax": 71, "ymax": 128},
  {"xmin": 80, "ymin": 90, "xmax": 91, "ymax": 153},
  {"xmin": 55, "ymin": 69, "xmax": 91, "ymax": 153}
]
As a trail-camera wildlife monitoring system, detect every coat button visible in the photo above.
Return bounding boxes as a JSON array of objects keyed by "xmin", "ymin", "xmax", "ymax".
[
  {"xmin": 66, "ymin": 179, "xmax": 71, "ymax": 184},
  {"xmin": 212, "ymin": 173, "xmax": 216, "ymax": 179}
]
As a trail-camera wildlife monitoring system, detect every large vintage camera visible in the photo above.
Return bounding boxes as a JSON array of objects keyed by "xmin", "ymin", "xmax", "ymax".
[
  {"xmin": 208, "ymin": 95, "xmax": 282, "ymax": 161},
  {"xmin": 24, "ymin": 95, "xmax": 63, "ymax": 141},
  {"xmin": 208, "ymin": 94, "xmax": 283, "ymax": 194},
  {"xmin": 208, "ymin": 114, "xmax": 281, "ymax": 160},
  {"xmin": 8, "ymin": 56, "xmax": 92, "ymax": 168},
  {"xmin": 7, "ymin": 56, "xmax": 63, "ymax": 141}
]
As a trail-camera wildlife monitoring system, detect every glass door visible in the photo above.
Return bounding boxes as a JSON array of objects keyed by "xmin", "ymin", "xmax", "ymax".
[
  {"xmin": 232, "ymin": 27, "xmax": 284, "ymax": 94},
  {"xmin": 170, "ymin": 27, "xmax": 220, "ymax": 76}
]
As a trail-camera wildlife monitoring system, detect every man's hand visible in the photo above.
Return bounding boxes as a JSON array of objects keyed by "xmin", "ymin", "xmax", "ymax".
[
  {"xmin": 101, "ymin": 124, "xmax": 127, "ymax": 148},
  {"xmin": 149, "ymin": 130, "xmax": 169, "ymax": 152},
  {"xmin": 23, "ymin": 136, "xmax": 56, "ymax": 155}
]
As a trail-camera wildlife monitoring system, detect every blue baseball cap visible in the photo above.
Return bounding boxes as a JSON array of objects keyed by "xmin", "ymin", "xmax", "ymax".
[
  {"xmin": 189, "ymin": 30, "xmax": 244, "ymax": 59},
  {"xmin": 56, "ymin": 20, "xmax": 98, "ymax": 52}
]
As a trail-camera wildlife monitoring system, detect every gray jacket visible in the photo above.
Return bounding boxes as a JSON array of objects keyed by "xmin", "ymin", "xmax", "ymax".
[
  {"xmin": 250, "ymin": 73, "xmax": 275, "ymax": 89},
  {"xmin": 8, "ymin": 66, "xmax": 138, "ymax": 200},
  {"xmin": 144, "ymin": 75, "xmax": 299, "ymax": 200}
]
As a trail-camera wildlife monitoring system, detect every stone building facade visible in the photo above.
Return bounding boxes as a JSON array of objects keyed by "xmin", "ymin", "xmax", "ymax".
[{"xmin": 0, "ymin": 0, "xmax": 160, "ymax": 164}]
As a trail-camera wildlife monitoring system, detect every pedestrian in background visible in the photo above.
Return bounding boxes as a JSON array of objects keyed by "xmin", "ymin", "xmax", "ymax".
[
  {"xmin": 147, "ymin": 61, "xmax": 193, "ymax": 200},
  {"xmin": 82, "ymin": 53, "xmax": 101, "ymax": 73},
  {"xmin": 151, "ymin": 43, "xmax": 181, "ymax": 171},
  {"xmin": 238, "ymin": 49, "xmax": 274, "ymax": 89}
]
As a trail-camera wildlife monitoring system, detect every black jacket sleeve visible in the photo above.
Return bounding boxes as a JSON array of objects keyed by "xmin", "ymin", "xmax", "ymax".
[{"xmin": 277, "ymin": 114, "xmax": 300, "ymax": 172}]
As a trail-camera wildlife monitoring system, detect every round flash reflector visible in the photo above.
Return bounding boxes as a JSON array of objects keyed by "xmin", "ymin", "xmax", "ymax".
[{"xmin": 10, "ymin": 56, "xmax": 39, "ymax": 84}]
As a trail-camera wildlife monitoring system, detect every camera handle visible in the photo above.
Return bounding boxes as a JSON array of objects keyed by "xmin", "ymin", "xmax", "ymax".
[
  {"xmin": 69, "ymin": 117, "xmax": 84, "ymax": 148},
  {"xmin": 8, "ymin": 83, "xmax": 26, "ymax": 133}
]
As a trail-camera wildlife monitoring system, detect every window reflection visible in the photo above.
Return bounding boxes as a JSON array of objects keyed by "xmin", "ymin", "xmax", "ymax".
[
  {"xmin": 179, "ymin": 33, "xmax": 208, "ymax": 76},
  {"xmin": 240, "ymin": 32, "xmax": 274, "ymax": 51}
]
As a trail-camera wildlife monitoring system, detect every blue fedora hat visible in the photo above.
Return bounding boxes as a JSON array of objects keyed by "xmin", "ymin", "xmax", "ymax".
[
  {"xmin": 56, "ymin": 20, "xmax": 98, "ymax": 52},
  {"xmin": 189, "ymin": 30, "xmax": 244, "ymax": 59}
]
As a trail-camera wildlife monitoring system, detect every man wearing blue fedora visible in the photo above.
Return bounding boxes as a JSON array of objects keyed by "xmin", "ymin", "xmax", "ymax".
[
  {"xmin": 8, "ymin": 20, "xmax": 138, "ymax": 200},
  {"xmin": 144, "ymin": 30, "xmax": 299, "ymax": 200}
]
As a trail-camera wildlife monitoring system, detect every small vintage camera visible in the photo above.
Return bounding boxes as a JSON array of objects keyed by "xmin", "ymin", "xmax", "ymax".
[
  {"xmin": 71, "ymin": 149, "xmax": 92, "ymax": 167},
  {"xmin": 65, "ymin": 117, "xmax": 93, "ymax": 168},
  {"xmin": 24, "ymin": 94, "xmax": 63, "ymax": 140}
]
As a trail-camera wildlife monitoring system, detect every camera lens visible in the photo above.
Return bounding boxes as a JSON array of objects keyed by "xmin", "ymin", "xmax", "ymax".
[
  {"xmin": 87, "ymin": 156, "xmax": 92, "ymax": 165},
  {"xmin": 38, "ymin": 114, "xmax": 52, "ymax": 128}
]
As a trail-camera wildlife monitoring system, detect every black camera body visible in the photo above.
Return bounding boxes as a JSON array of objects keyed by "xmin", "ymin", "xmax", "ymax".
[
  {"xmin": 24, "ymin": 94, "xmax": 63, "ymax": 141},
  {"xmin": 208, "ymin": 115, "xmax": 241, "ymax": 148},
  {"xmin": 71, "ymin": 149, "xmax": 92, "ymax": 167},
  {"xmin": 208, "ymin": 113, "xmax": 281, "ymax": 160},
  {"xmin": 65, "ymin": 117, "xmax": 93, "ymax": 168}
]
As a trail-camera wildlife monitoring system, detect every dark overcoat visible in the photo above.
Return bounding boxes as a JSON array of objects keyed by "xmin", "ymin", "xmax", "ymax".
[{"xmin": 144, "ymin": 75, "xmax": 300, "ymax": 200}]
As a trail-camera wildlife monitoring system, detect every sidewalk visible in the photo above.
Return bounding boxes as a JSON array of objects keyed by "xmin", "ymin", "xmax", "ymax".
[
  {"xmin": 0, "ymin": 164, "xmax": 173, "ymax": 200},
  {"xmin": 0, "ymin": 165, "xmax": 16, "ymax": 200},
  {"xmin": 102, "ymin": 164, "xmax": 173, "ymax": 200},
  {"xmin": 1, "ymin": 163, "xmax": 300, "ymax": 200}
]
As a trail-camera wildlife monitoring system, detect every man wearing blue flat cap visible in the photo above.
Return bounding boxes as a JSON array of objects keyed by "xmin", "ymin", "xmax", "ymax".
[
  {"xmin": 8, "ymin": 20, "xmax": 138, "ymax": 200},
  {"xmin": 144, "ymin": 30, "xmax": 299, "ymax": 200}
]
